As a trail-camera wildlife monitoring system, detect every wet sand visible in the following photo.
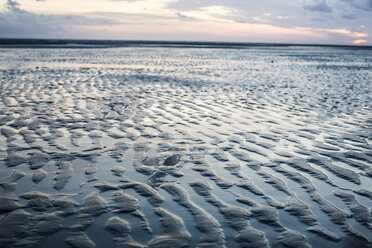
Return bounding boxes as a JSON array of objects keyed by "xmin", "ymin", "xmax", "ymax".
[{"xmin": 0, "ymin": 45, "xmax": 371, "ymax": 247}]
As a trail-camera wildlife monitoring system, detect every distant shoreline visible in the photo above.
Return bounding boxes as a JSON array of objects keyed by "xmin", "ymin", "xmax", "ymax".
[{"xmin": 0, "ymin": 38, "xmax": 371, "ymax": 49}]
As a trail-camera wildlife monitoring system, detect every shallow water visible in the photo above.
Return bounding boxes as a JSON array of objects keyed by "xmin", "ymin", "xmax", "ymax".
[{"xmin": 0, "ymin": 46, "xmax": 371, "ymax": 248}]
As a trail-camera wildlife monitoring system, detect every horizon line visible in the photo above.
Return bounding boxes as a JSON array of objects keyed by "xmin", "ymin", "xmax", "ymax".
[{"xmin": 1, "ymin": 38, "xmax": 372, "ymax": 49}]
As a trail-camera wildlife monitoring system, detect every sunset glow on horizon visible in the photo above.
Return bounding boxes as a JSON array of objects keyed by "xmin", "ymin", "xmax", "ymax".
[{"xmin": 353, "ymin": 39, "xmax": 368, "ymax": 44}]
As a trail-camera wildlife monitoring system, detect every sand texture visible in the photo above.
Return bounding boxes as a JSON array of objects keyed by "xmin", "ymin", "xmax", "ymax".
[{"xmin": 0, "ymin": 46, "xmax": 371, "ymax": 247}]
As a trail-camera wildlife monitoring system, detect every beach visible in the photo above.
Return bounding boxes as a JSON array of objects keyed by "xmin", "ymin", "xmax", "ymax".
[{"xmin": 0, "ymin": 44, "xmax": 371, "ymax": 248}]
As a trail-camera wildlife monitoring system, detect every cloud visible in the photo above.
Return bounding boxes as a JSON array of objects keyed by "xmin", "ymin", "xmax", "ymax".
[
  {"xmin": 0, "ymin": 0, "xmax": 370, "ymax": 44},
  {"xmin": 310, "ymin": 27, "xmax": 368, "ymax": 38},
  {"xmin": 0, "ymin": 0, "xmax": 122, "ymax": 38},
  {"xmin": 341, "ymin": 12, "xmax": 357, "ymax": 19},
  {"xmin": 176, "ymin": 12, "xmax": 196, "ymax": 20},
  {"xmin": 341, "ymin": 0, "xmax": 372, "ymax": 11},
  {"xmin": 303, "ymin": 0, "xmax": 333, "ymax": 13},
  {"xmin": 5, "ymin": 0, "xmax": 22, "ymax": 12}
]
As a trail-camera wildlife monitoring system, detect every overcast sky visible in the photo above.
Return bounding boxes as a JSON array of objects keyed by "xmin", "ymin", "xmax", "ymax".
[{"xmin": 0, "ymin": 0, "xmax": 371, "ymax": 45}]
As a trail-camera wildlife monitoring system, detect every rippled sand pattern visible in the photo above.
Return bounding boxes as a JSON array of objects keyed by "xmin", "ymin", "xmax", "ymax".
[{"xmin": 0, "ymin": 46, "xmax": 371, "ymax": 248}]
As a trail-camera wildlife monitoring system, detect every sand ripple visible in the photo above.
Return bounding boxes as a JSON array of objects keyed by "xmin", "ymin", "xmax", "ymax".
[{"xmin": 0, "ymin": 46, "xmax": 371, "ymax": 247}]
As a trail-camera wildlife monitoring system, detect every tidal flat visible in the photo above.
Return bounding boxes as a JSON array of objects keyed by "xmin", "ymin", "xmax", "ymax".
[{"xmin": 0, "ymin": 45, "xmax": 371, "ymax": 248}]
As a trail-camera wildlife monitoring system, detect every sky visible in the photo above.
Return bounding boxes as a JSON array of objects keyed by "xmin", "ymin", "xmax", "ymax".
[{"xmin": 0, "ymin": 0, "xmax": 371, "ymax": 45}]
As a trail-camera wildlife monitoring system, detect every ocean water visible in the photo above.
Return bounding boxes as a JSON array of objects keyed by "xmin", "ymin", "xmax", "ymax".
[{"xmin": 0, "ymin": 45, "xmax": 371, "ymax": 248}]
